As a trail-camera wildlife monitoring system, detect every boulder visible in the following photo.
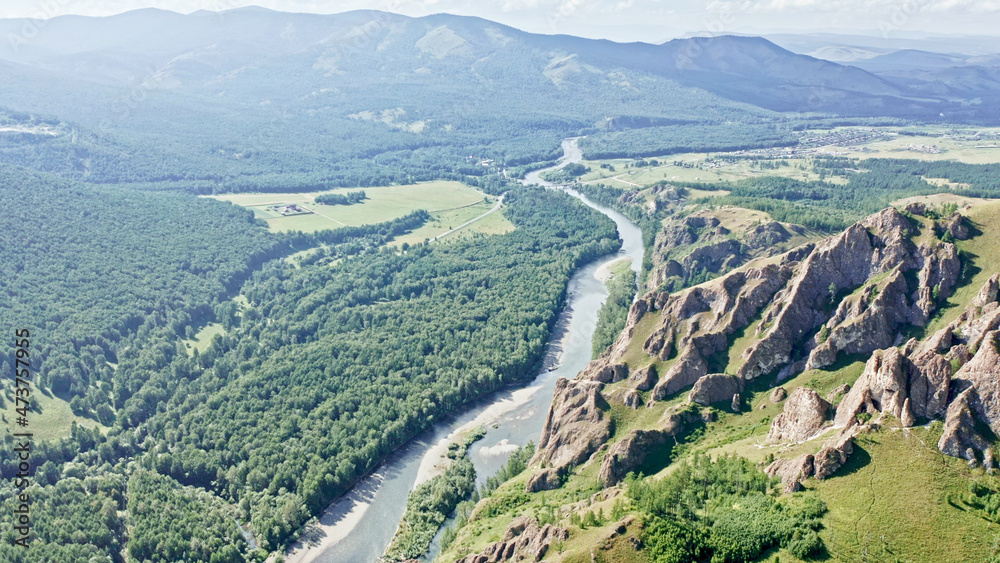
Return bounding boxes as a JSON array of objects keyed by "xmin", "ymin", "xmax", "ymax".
[
  {"xmin": 767, "ymin": 387, "xmax": 830, "ymax": 443},
  {"xmin": 688, "ymin": 374, "xmax": 744, "ymax": 406},
  {"xmin": 731, "ymin": 393, "xmax": 741, "ymax": 413},
  {"xmin": 765, "ymin": 454, "xmax": 814, "ymax": 493},
  {"xmin": 598, "ymin": 429, "xmax": 669, "ymax": 487},
  {"xmin": 814, "ymin": 429, "xmax": 855, "ymax": 479},
  {"xmin": 770, "ymin": 387, "xmax": 787, "ymax": 403},
  {"xmin": 651, "ymin": 349, "xmax": 707, "ymax": 400},
  {"xmin": 533, "ymin": 378, "xmax": 612, "ymax": 470},
  {"xmin": 903, "ymin": 202, "xmax": 927, "ymax": 216}
]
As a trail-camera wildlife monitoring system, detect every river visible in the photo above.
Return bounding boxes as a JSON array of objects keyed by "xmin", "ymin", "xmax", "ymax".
[{"xmin": 287, "ymin": 137, "xmax": 644, "ymax": 563}]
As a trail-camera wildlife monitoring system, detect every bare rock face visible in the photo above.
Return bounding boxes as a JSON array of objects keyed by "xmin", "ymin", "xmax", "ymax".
[
  {"xmin": 525, "ymin": 468, "xmax": 564, "ymax": 493},
  {"xmin": 946, "ymin": 330, "xmax": 1000, "ymax": 444},
  {"xmin": 533, "ymin": 378, "xmax": 612, "ymax": 470},
  {"xmin": 599, "ymin": 429, "xmax": 669, "ymax": 487},
  {"xmin": 904, "ymin": 202, "xmax": 927, "ymax": 216},
  {"xmin": 834, "ymin": 345, "xmax": 950, "ymax": 428},
  {"xmin": 805, "ymin": 267, "xmax": 915, "ymax": 371},
  {"xmin": 938, "ymin": 389, "xmax": 991, "ymax": 458},
  {"xmin": 456, "ymin": 516, "xmax": 568, "ymax": 563},
  {"xmin": 589, "ymin": 363, "xmax": 629, "ymax": 384},
  {"xmin": 765, "ymin": 454, "xmax": 814, "ymax": 493},
  {"xmin": 814, "ymin": 428, "xmax": 856, "ymax": 479},
  {"xmin": 688, "ymin": 374, "xmax": 744, "ymax": 406},
  {"xmin": 767, "ymin": 387, "xmax": 830, "ymax": 443},
  {"xmin": 737, "ymin": 208, "xmax": 959, "ymax": 382},
  {"xmin": 629, "ymin": 364, "xmax": 658, "ymax": 391},
  {"xmin": 644, "ymin": 263, "xmax": 792, "ymax": 401},
  {"xmin": 945, "ymin": 213, "xmax": 971, "ymax": 240}
]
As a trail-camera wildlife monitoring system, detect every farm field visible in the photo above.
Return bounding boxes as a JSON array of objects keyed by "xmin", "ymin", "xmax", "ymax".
[{"xmin": 209, "ymin": 181, "xmax": 506, "ymax": 233}]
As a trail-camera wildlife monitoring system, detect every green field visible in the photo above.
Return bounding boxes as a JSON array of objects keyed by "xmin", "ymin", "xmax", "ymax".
[
  {"xmin": 182, "ymin": 322, "xmax": 228, "ymax": 355},
  {"xmin": 209, "ymin": 181, "xmax": 509, "ymax": 234},
  {"xmin": 3, "ymin": 388, "xmax": 105, "ymax": 443}
]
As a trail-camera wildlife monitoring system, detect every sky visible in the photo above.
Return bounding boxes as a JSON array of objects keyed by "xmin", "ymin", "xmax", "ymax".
[{"xmin": 1, "ymin": 0, "xmax": 999, "ymax": 43}]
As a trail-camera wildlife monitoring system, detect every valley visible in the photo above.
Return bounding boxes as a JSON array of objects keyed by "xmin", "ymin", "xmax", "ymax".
[{"xmin": 1, "ymin": 7, "xmax": 999, "ymax": 563}]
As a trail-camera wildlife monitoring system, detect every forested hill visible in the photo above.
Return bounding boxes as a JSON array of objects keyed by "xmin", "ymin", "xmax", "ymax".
[
  {"xmin": 0, "ymin": 164, "xmax": 282, "ymax": 407},
  {"xmin": 1, "ymin": 9, "xmax": 996, "ymax": 192}
]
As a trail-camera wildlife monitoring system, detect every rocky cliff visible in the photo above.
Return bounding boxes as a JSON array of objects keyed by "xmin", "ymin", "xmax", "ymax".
[{"xmin": 587, "ymin": 208, "xmax": 962, "ymax": 407}]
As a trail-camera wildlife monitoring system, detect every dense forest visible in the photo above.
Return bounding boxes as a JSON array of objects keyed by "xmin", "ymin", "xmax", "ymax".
[
  {"xmin": 0, "ymin": 164, "xmax": 282, "ymax": 402},
  {"xmin": 0, "ymin": 185, "xmax": 619, "ymax": 560}
]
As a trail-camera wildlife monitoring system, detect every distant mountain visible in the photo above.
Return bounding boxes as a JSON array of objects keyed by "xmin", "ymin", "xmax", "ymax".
[{"xmin": 0, "ymin": 9, "xmax": 997, "ymax": 190}]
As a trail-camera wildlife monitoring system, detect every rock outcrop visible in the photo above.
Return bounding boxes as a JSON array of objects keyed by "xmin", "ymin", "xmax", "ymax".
[
  {"xmin": 765, "ymin": 454, "xmax": 814, "ymax": 493},
  {"xmin": 834, "ymin": 345, "xmax": 950, "ymax": 428},
  {"xmin": 688, "ymin": 374, "xmax": 744, "ymax": 406},
  {"xmin": 598, "ymin": 429, "xmax": 669, "ymax": 487},
  {"xmin": 533, "ymin": 379, "xmax": 612, "ymax": 471},
  {"xmin": 770, "ymin": 387, "xmax": 787, "ymax": 403},
  {"xmin": 525, "ymin": 468, "xmax": 564, "ymax": 493},
  {"xmin": 622, "ymin": 389, "xmax": 641, "ymax": 409},
  {"xmin": 814, "ymin": 429, "xmax": 855, "ymax": 479},
  {"xmin": 767, "ymin": 387, "xmax": 830, "ymax": 443},
  {"xmin": 939, "ymin": 330, "xmax": 1000, "ymax": 459},
  {"xmin": 456, "ymin": 517, "xmax": 568, "ymax": 563},
  {"xmin": 737, "ymin": 208, "xmax": 959, "ymax": 381},
  {"xmin": 629, "ymin": 364, "xmax": 657, "ymax": 391},
  {"xmin": 824, "ymin": 274, "xmax": 1000, "ymax": 463}
]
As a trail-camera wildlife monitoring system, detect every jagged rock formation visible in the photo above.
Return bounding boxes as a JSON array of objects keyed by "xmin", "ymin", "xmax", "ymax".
[
  {"xmin": 765, "ymin": 426, "xmax": 858, "ymax": 491},
  {"xmin": 644, "ymin": 262, "xmax": 792, "ymax": 400},
  {"xmin": 598, "ymin": 429, "xmax": 669, "ymax": 486},
  {"xmin": 456, "ymin": 516, "xmax": 568, "ymax": 563},
  {"xmin": 532, "ymin": 378, "xmax": 612, "ymax": 472},
  {"xmin": 739, "ymin": 208, "xmax": 959, "ymax": 380},
  {"xmin": 583, "ymin": 208, "xmax": 962, "ymax": 413},
  {"xmin": 940, "ymin": 329, "xmax": 1000, "ymax": 459},
  {"xmin": 688, "ymin": 374, "xmax": 743, "ymax": 406},
  {"xmin": 833, "ymin": 345, "xmax": 950, "ymax": 428},
  {"xmin": 648, "ymin": 213, "xmax": 805, "ymax": 292},
  {"xmin": 824, "ymin": 274, "xmax": 1000, "ymax": 464},
  {"xmin": 767, "ymin": 387, "xmax": 830, "ymax": 443}
]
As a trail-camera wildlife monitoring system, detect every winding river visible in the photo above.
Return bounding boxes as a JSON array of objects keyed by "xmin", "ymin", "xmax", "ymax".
[{"xmin": 288, "ymin": 138, "xmax": 644, "ymax": 563}]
